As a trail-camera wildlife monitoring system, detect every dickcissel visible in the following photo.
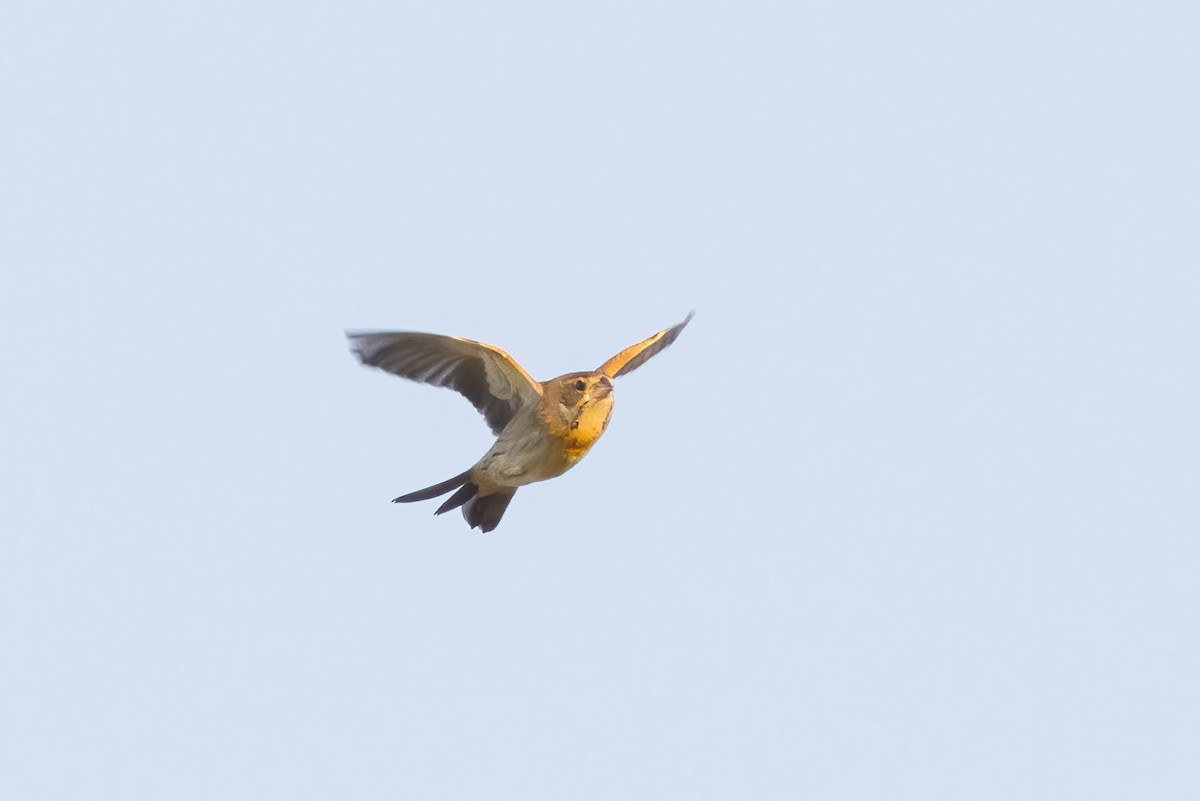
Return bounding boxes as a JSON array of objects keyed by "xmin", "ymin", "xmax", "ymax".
[{"xmin": 348, "ymin": 313, "xmax": 693, "ymax": 532}]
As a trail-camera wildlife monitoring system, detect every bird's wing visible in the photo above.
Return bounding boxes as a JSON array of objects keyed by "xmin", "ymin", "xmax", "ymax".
[
  {"xmin": 348, "ymin": 331, "xmax": 542, "ymax": 434},
  {"xmin": 597, "ymin": 312, "xmax": 694, "ymax": 378}
]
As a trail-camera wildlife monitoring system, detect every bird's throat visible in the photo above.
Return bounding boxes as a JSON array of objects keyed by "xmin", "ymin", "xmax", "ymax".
[{"xmin": 552, "ymin": 398, "xmax": 613, "ymax": 465}]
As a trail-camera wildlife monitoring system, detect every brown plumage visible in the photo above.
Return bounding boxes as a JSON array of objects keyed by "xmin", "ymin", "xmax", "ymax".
[{"xmin": 348, "ymin": 313, "xmax": 693, "ymax": 532}]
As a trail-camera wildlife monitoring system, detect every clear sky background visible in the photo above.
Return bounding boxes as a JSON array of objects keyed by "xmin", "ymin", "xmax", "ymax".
[{"xmin": 2, "ymin": 2, "xmax": 1197, "ymax": 799}]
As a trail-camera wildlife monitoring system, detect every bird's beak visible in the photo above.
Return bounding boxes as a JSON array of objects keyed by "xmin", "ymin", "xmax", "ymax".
[{"xmin": 593, "ymin": 380, "xmax": 613, "ymax": 400}]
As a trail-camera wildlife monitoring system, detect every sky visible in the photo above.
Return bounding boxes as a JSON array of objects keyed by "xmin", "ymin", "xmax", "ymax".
[{"xmin": 2, "ymin": 1, "xmax": 1198, "ymax": 798}]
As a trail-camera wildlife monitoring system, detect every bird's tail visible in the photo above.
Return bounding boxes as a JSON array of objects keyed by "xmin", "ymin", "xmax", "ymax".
[
  {"xmin": 391, "ymin": 470, "xmax": 516, "ymax": 533},
  {"xmin": 392, "ymin": 470, "xmax": 472, "ymax": 504},
  {"xmin": 461, "ymin": 490, "xmax": 516, "ymax": 533}
]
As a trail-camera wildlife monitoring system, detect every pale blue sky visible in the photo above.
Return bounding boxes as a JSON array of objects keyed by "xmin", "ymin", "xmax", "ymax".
[{"xmin": 2, "ymin": 2, "xmax": 1198, "ymax": 799}]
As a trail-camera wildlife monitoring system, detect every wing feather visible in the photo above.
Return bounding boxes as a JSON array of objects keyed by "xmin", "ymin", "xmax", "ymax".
[
  {"xmin": 348, "ymin": 332, "xmax": 542, "ymax": 434},
  {"xmin": 597, "ymin": 312, "xmax": 694, "ymax": 378}
]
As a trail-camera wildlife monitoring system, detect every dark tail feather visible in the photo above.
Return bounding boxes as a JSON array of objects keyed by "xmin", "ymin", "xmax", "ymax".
[
  {"xmin": 392, "ymin": 470, "xmax": 471, "ymax": 504},
  {"xmin": 435, "ymin": 482, "xmax": 477, "ymax": 515},
  {"xmin": 391, "ymin": 470, "xmax": 513, "ymax": 533},
  {"xmin": 462, "ymin": 490, "xmax": 516, "ymax": 533}
]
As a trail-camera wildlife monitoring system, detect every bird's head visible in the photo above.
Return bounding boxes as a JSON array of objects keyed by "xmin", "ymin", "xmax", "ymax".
[
  {"xmin": 542, "ymin": 372, "xmax": 614, "ymax": 434},
  {"xmin": 547, "ymin": 371, "xmax": 613, "ymax": 405}
]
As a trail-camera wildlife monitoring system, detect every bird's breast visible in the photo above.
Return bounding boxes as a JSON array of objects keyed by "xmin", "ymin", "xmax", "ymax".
[{"xmin": 557, "ymin": 398, "xmax": 613, "ymax": 466}]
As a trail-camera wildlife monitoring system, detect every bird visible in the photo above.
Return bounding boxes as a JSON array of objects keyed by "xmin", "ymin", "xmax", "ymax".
[{"xmin": 347, "ymin": 312, "xmax": 693, "ymax": 533}]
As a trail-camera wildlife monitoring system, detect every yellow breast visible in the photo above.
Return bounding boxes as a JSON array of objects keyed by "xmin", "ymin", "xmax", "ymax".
[
  {"xmin": 545, "ymin": 397, "xmax": 614, "ymax": 468},
  {"xmin": 562, "ymin": 421, "xmax": 604, "ymax": 464}
]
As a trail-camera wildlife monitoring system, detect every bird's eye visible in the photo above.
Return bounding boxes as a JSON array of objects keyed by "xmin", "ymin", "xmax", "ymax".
[{"xmin": 573, "ymin": 379, "xmax": 587, "ymax": 391}]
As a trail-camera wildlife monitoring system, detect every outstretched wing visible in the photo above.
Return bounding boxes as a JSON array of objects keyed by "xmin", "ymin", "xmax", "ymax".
[
  {"xmin": 348, "ymin": 331, "xmax": 542, "ymax": 434},
  {"xmin": 597, "ymin": 312, "xmax": 694, "ymax": 378}
]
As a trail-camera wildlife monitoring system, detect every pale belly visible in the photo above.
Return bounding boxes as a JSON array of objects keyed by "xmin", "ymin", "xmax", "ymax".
[{"xmin": 473, "ymin": 403, "xmax": 612, "ymax": 489}]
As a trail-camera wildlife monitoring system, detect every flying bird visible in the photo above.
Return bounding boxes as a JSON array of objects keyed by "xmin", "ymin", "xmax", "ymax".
[{"xmin": 348, "ymin": 313, "xmax": 693, "ymax": 532}]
